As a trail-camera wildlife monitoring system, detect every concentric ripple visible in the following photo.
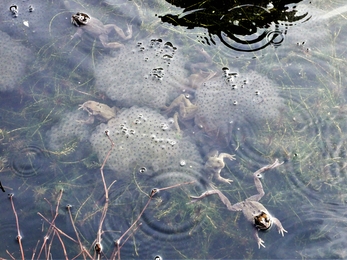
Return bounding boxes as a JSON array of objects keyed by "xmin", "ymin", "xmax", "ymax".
[
  {"xmin": 131, "ymin": 165, "xmax": 208, "ymax": 258},
  {"xmin": 90, "ymin": 162, "xmax": 210, "ymax": 259},
  {"xmin": 160, "ymin": 1, "xmax": 310, "ymax": 58},
  {"xmin": 217, "ymin": 5, "xmax": 287, "ymax": 53},
  {"xmin": 274, "ymin": 202, "xmax": 347, "ymax": 259},
  {"xmin": 10, "ymin": 145, "xmax": 48, "ymax": 177}
]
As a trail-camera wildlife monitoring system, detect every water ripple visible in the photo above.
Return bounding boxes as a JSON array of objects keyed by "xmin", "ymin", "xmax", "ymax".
[{"xmin": 10, "ymin": 145, "xmax": 48, "ymax": 177}]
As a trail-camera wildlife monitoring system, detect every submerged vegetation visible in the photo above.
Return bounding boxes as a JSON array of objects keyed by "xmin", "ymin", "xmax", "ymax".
[{"xmin": 1, "ymin": 0, "xmax": 347, "ymax": 259}]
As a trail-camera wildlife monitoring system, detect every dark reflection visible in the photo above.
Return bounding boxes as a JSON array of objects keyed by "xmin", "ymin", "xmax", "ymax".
[
  {"xmin": 160, "ymin": 0, "xmax": 310, "ymax": 52},
  {"xmin": 0, "ymin": 181, "xmax": 5, "ymax": 192}
]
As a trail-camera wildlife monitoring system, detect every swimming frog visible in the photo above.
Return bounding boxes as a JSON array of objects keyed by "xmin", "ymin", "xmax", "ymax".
[
  {"xmin": 190, "ymin": 159, "xmax": 287, "ymax": 248},
  {"xmin": 71, "ymin": 12, "xmax": 132, "ymax": 49},
  {"xmin": 78, "ymin": 100, "xmax": 117, "ymax": 123},
  {"xmin": 204, "ymin": 151, "xmax": 235, "ymax": 184},
  {"xmin": 164, "ymin": 48, "xmax": 216, "ymax": 132}
]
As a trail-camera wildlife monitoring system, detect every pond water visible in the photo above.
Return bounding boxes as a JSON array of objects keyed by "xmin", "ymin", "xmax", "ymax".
[{"xmin": 1, "ymin": 0, "xmax": 347, "ymax": 259}]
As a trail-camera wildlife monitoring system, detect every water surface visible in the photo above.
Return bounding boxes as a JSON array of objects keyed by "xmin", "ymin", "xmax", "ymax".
[{"xmin": 1, "ymin": 0, "xmax": 347, "ymax": 258}]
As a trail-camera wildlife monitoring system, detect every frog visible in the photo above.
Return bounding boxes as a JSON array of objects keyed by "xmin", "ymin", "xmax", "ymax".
[
  {"xmin": 204, "ymin": 151, "xmax": 235, "ymax": 184},
  {"xmin": 165, "ymin": 57, "xmax": 283, "ymax": 145},
  {"xmin": 78, "ymin": 100, "xmax": 117, "ymax": 124},
  {"xmin": 190, "ymin": 159, "xmax": 287, "ymax": 248},
  {"xmin": 79, "ymin": 100, "xmax": 234, "ymax": 184},
  {"xmin": 163, "ymin": 48, "xmax": 215, "ymax": 133},
  {"xmin": 164, "ymin": 93, "xmax": 198, "ymax": 133},
  {"xmin": 71, "ymin": 12, "xmax": 132, "ymax": 49}
]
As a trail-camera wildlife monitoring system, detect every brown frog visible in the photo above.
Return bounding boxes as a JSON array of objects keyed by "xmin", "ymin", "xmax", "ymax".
[
  {"xmin": 71, "ymin": 12, "xmax": 132, "ymax": 49},
  {"xmin": 164, "ymin": 48, "xmax": 215, "ymax": 132},
  {"xmin": 204, "ymin": 151, "xmax": 235, "ymax": 184},
  {"xmin": 190, "ymin": 159, "xmax": 287, "ymax": 248},
  {"xmin": 79, "ymin": 100, "xmax": 234, "ymax": 185},
  {"xmin": 78, "ymin": 100, "xmax": 117, "ymax": 123}
]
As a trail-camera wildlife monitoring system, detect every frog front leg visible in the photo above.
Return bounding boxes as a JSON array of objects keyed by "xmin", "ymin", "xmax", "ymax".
[
  {"xmin": 246, "ymin": 159, "xmax": 284, "ymax": 202},
  {"xmin": 272, "ymin": 217, "xmax": 287, "ymax": 237},
  {"xmin": 253, "ymin": 229, "xmax": 266, "ymax": 248},
  {"xmin": 71, "ymin": 27, "xmax": 83, "ymax": 40}
]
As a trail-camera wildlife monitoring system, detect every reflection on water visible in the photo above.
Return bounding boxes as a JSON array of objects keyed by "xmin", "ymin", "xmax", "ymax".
[
  {"xmin": 1, "ymin": 0, "xmax": 347, "ymax": 258},
  {"xmin": 159, "ymin": 0, "xmax": 309, "ymax": 55}
]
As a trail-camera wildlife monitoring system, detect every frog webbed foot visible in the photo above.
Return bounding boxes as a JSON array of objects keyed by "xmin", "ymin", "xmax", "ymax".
[
  {"xmin": 273, "ymin": 217, "xmax": 288, "ymax": 237},
  {"xmin": 254, "ymin": 230, "xmax": 266, "ymax": 249},
  {"xmin": 215, "ymin": 175, "xmax": 233, "ymax": 184},
  {"xmin": 257, "ymin": 237, "xmax": 266, "ymax": 249}
]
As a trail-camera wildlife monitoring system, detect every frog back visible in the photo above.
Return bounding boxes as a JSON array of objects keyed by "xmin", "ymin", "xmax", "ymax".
[{"xmin": 241, "ymin": 200, "xmax": 268, "ymax": 223}]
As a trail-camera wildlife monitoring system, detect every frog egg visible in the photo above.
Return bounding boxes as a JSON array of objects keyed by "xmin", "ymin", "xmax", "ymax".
[
  {"xmin": 89, "ymin": 106, "xmax": 203, "ymax": 180},
  {"xmin": 139, "ymin": 167, "xmax": 147, "ymax": 173},
  {"xmin": 160, "ymin": 123, "xmax": 169, "ymax": 130},
  {"xmin": 168, "ymin": 118, "xmax": 175, "ymax": 125},
  {"xmin": 0, "ymin": 31, "xmax": 33, "ymax": 92},
  {"xmin": 167, "ymin": 139, "xmax": 177, "ymax": 146},
  {"xmin": 134, "ymin": 119, "xmax": 141, "ymax": 124}
]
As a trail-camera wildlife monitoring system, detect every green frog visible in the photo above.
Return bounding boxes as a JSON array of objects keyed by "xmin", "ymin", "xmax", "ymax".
[
  {"xmin": 190, "ymin": 159, "xmax": 287, "ymax": 248},
  {"xmin": 71, "ymin": 12, "xmax": 132, "ymax": 49}
]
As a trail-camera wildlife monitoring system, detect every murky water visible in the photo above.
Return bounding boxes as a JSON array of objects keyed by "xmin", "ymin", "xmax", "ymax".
[{"xmin": 1, "ymin": 0, "xmax": 347, "ymax": 258}]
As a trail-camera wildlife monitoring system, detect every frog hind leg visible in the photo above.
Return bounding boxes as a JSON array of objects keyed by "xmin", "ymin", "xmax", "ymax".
[
  {"xmin": 248, "ymin": 159, "xmax": 284, "ymax": 202},
  {"xmin": 105, "ymin": 24, "xmax": 132, "ymax": 40},
  {"xmin": 99, "ymin": 34, "xmax": 124, "ymax": 49}
]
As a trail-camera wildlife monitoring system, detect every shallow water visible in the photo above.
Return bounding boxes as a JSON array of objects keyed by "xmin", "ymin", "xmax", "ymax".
[{"xmin": 1, "ymin": 0, "xmax": 347, "ymax": 259}]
